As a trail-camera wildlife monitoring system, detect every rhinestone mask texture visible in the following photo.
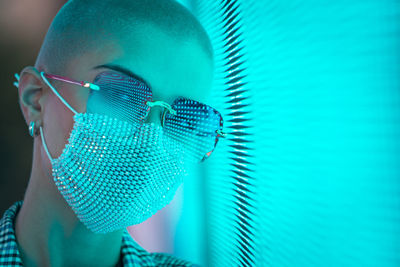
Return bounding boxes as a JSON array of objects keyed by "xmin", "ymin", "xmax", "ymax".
[{"xmin": 50, "ymin": 113, "xmax": 187, "ymax": 233}]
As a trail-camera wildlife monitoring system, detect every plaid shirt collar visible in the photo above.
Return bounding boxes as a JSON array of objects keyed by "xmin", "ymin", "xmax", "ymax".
[{"xmin": 0, "ymin": 202, "xmax": 193, "ymax": 267}]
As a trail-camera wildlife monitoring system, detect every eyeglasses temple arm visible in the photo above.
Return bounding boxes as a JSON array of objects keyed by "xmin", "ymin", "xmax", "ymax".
[
  {"xmin": 13, "ymin": 73, "xmax": 20, "ymax": 88},
  {"xmin": 43, "ymin": 73, "xmax": 100, "ymax": 90},
  {"xmin": 40, "ymin": 72, "xmax": 78, "ymax": 114},
  {"xmin": 13, "ymin": 72, "xmax": 100, "ymax": 91}
]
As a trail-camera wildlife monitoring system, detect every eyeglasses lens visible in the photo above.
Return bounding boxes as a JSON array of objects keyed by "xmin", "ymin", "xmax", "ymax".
[
  {"xmin": 87, "ymin": 71, "xmax": 152, "ymax": 126},
  {"xmin": 164, "ymin": 98, "xmax": 223, "ymax": 162},
  {"xmin": 88, "ymin": 72, "xmax": 223, "ymax": 162}
]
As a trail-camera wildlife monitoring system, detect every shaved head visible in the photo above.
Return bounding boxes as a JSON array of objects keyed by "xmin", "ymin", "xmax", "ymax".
[
  {"xmin": 28, "ymin": 0, "xmax": 215, "ymax": 169},
  {"xmin": 35, "ymin": 0, "xmax": 213, "ymax": 74}
]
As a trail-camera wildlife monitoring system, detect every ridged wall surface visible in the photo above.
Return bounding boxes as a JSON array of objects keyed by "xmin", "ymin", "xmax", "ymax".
[{"xmin": 181, "ymin": 0, "xmax": 400, "ymax": 266}]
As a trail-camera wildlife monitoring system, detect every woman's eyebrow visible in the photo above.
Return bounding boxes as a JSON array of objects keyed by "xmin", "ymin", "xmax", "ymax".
[{"xmin": 93, "ymin": 64, "xmax": 151, "ymax": 88}]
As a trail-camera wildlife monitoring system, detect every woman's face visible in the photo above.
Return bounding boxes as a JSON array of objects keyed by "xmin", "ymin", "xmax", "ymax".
[{"xmin": 40, "ymin": 22, "xmax": 214, "ymax": 172}]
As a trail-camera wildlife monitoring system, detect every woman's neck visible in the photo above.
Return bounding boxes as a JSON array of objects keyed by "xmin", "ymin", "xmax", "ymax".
[{"xmin": 15, "ymin": 150, "xmax": 124, "ymax": 267}]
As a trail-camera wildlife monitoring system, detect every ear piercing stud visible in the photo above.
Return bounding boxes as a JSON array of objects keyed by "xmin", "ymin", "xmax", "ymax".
[{"xmin": 29, "ymin": 121, "xmax": 39, "ymax": 137}]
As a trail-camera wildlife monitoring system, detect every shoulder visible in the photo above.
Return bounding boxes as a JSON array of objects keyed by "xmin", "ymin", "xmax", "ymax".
[
  {"xmin": 0, "ymin": 203, "xmax": 198, "ymax": 267},
  {"xmin": 121, "ymin": 231, "xmax": 198, "ymax": 267},
  {"xmin": 0, "ymin": 201, "xmax": 24, "ymax": 266},
  {"xmin": 151, "ymin": 252, "xmax": 198, "ymax": 267}
]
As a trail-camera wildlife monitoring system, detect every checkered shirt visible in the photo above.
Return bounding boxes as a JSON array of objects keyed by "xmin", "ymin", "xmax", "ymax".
[{"xmin": 0, "ymin": 202, "xmax": 196, "ymax": 266}]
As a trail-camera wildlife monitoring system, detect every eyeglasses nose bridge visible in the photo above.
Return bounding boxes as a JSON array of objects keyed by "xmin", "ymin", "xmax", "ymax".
[{"xmin": 144, "ymin": 100, "xmax": 176, "ymax": 125}]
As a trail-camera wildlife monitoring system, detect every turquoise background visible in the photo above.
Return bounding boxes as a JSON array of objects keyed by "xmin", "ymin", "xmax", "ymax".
[
  {"xmin": 0, "ymin": 0, "xmax": 399, "ymax": 266},
  {"xmin": 175, "ymin": 0, "xmax": 400, "ymax": 266}
]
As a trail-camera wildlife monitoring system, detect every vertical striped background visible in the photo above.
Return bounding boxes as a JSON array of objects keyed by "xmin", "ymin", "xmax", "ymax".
[{"xmin": 177, "ymin": 0, "xmax": 400, "ymax": 266}]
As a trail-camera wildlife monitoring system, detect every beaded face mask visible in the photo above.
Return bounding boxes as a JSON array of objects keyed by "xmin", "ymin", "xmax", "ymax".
[
  {"xmin": 32, "ymin": 70, "xmax": 225, "ymax": 233},
  {"xmin": 47, "ymin": 113, "xmax": 186, "ymax": 233}
]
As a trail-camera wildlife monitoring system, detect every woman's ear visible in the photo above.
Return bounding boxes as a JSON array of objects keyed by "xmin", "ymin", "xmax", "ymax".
[{"xmin": 18, "ymin": 66, "xmax": 44, "ymax": 127}]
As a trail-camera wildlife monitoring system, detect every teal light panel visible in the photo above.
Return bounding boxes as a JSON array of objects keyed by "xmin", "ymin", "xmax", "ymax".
[{"xmin": 180, "ymin": 0, "xmax": 400, "ymax": 266}]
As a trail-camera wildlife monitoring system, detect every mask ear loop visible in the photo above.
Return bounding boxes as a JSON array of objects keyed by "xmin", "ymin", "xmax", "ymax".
[
  {"xmin": 40, "ymin": 72, "xmax": 78, "ymax": 115},
  {"xmin": 39, "ymin": 127, "xmax": 54, "ymax": 162},
  {"xmin": 39, "ymin": 71, "xmax": 79, "ymax": 162},
  {"xmin": 13, "ymin": 72, "xmax": 55, "ymax": 161}
]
